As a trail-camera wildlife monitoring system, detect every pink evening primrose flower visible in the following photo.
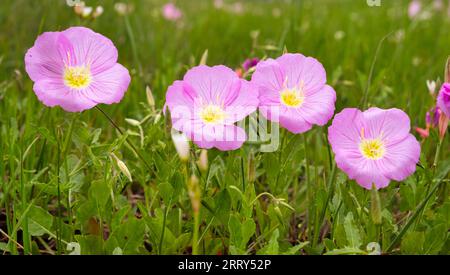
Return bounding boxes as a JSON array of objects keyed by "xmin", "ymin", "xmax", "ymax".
[
  {"xmin": 24, "ymin": 27, "xmax": 130, "ymax": 112},
  {"xmin": 251, "ymin": 53, "xmax": 336, "ymax": 134},
  {"xmin": 162, "ymin": 3, "xmax": 182, "ymax": 21},
  {"xmin": 437, "ymin": 83, "xmax": 450, "ymax": 117},
  {"xmin": 328, "ymin": 108, "xmax": 421, "ymax": 190},
  {"xmin": 165, "ymin": 65, "xmax": 259, "ymax": 151}
]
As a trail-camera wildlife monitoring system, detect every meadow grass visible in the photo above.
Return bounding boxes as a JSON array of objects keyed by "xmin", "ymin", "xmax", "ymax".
[{"xmin": 0, "ymin": 0, "xmax": 448, "ymax": 255}]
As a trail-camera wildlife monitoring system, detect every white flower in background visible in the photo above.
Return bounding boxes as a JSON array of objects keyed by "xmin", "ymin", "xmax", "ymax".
[
  {"xmin": 114, "ymin": 2, "xmax": 133, "ymax": 16},
  {"xmin": 426, "ymin": 80, "xmax": 437, "ymax": 95},
  {"xmin": 214, "ymin": 0, "xmax": 224, "ymax": 9},
  {"xmin": 272, "ymin": 8, "xmax": 281, "ymax": 18},
  {"xmin": 334, "ymin": 30, "xmax": 345, "ymax": 40},
  {"xmin": 93, "ymin": 6, "xmax": 104, "ymax": 18},
  {"xmin": 171, "ymin": 130, "xmax": 190, "ymax": 162},
  {"xmin": 433, "ymin": 0, "xmax": 444, "ymax": 11}
]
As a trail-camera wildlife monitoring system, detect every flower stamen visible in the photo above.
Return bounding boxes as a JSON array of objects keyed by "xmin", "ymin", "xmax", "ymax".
[
  {"xmin": 200, "ymin": 105, "xmax": 226, "ymax": 124},
  {"xmin": 63, "ymin": 65, "xmax": 92, "ymax": 89}
]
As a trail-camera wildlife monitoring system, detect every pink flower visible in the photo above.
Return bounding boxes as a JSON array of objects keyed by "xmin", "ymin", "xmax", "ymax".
[
  {"xmin": 328, "ymin": 108, "xmax": 421, "ymax": 190},
  {"xmin": 437, "ymin": 83, "xmax": 450, "ymax": 117},
  {"xmin": 251, "ymin": 53, "xmax": 336, "ymax": 134},
  {"xmin": 24, "ymin": 27, "xmax": 130, "ymax": 112},
  {"xmin": 242, "ymin": 58, "xmax": 260, "ymax": 72},
  {"xmin": 408, "ymin": 0, "xmax": 422, "ymax": 18},
  {"xmin": 162, "ymin": 3, "xmax": 182, "ymax": 21},
  {"xmin": 426, "ymin": 106, "xmax": 441, "ymax": 128},
  {"xmin": 165, "ymin": 65, "xmax": 259, "ymax": 151}
]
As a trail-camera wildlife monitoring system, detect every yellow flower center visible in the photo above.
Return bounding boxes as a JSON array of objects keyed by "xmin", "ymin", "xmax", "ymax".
[
  {"xmin": 359, "ymin": 128, "xmax": 386, "ymax": 160},
  {"xmin": 280, "ymin": 85, "xmax": 305, "ymax": 108},
  {"xmin": 200, "ymin": 105, "xmax": 226, "ymax": 124},
  {"xmin": 63, "ymin": 65, "xmax": 92, "ymax": 89}
]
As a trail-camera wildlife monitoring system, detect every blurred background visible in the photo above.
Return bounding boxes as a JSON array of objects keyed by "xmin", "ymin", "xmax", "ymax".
[{"xmin": 1, "ymin": 0, "xmax": 449, "ymax": 122}]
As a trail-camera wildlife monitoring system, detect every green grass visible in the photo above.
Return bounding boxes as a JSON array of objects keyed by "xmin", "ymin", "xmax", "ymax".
[{"xmin": 0, "ymin": 0, "xmax": 448, "ymax": 255}]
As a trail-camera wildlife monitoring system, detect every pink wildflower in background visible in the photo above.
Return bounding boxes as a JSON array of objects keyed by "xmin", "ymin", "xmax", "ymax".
[
  {"xmin": 24, "ymin": 27, "xmax": 131, "ymax": 112},
  {"xmin": 437, "ymin": 83, "xmax": 450, "ymax": 117},
  {"xmin": 162, "ymin": 3, "xmax": 182, "ymax": 21},
  {"xmin": 251, "ymin": 53, "xmax": 336, "ymax": 134},
  {"xmin": 408, "ymin": 0, "xmax": 422, "ymax": 18},
  {"xmin": 328, "ymin": 108, "xmax": 421, "ymax": 190},
  {"xmin": 242, "ymin": 58, "xmax": 260, "ymax": 72},
  {"xmin": 165, "ymin": 65, "xmax": 259, "ymax": 151}
]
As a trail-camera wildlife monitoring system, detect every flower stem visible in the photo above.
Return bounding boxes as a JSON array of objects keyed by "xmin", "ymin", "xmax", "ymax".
[{"xmin": 95, "ymin": 106, "xmax": 152, "ymax": 172}]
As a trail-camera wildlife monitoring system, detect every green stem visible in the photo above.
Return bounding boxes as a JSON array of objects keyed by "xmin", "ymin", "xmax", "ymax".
[
  {"xmin": 56, "ymin": 132, "xmax": 62, "ymax": 255},
  {"xmin": 312, "ymin": 163, "xmax": 336, "ymax": 247},
  {"xmin": 361, "ymin": 32, "xmax": 392, "ymax": 109},
  {"xmin": 159, "ymin": 197, "xmax": 172, "ymax": 255},
  {"xmin": 192, "ymin": 210, "xmax": 200, "ymax": 255},
  {"xmin": 95, "ymin": 106, "xmax": 152, "ymax": 172},
  {"xmin": 303, "ymin": 134, "xmax": 314, "ymax": 242},
  {"xmin": 20, "ymin": 138, "xmax": 30, "ymax": 254}
]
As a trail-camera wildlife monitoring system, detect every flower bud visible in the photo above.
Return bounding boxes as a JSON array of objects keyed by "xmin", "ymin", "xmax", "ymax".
[
  {"xmin": 146, "ymin": 86, "xmax": 155, "ymax": 109},
  {"xmin": 171, "ymin": 131, "xmax": 190, "ymax": 162},
  {"xmin": 93, "ymin": 6, "xmax": 104, "ymax": 18},
  {"xmin": 438, "ymin": 113, "xmax": 449, "ymax": 140},
  {"xmin": 111, "ymin": 153, "xmax": 133, "ymax": 182},
  {"xmin": 426, "ymin": 80, "xmax": 436, "ymax": 96},
  {"xmin": 188, "ymin": 175, "xmax": 201, "ymax": 214},
  {"xmin": 197, "ymin": 149, "xmax": 208, "ymax": 172}
]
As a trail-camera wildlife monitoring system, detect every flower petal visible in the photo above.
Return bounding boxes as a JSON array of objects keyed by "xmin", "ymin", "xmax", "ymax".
[
  {"xmin": 279, "ymin": 106, "xmax": 313, "ymax": 134},
  {"xmin": 300, "ymin": 84, "xmax": 336, "ymax": 126},
  {"xmin": 363, "ymin": 108, "xmax": 411, "ymax": 144},
  {"xmin": 25, "ymin": 31, "xmax": 64, "ymax": 82},
  {"xmin": 223, "ymin": 80, "xmax": 259, "ymax": 123},
  {"xmin": 62, "ymin": 27, "xmax": 118, "ymax": 74},
  {"xmin": 183, "ymin": 65, "xmax": 240, "ymax": 105},
  {"xmin": 87, "ymin": 63, "xmax": 131, "ymax": 104},
  {"xmin": 251, "ymin": 58, "xmax": 284, "ymax": 94},
  {"xmin": 33, "ymin": 79, "xmax": 96, "ymax": 112},
  {"xmin": 380, "ymin": 134, "xmax": 420, "ymax": 182},
  {"xmin": 276, "ymin": 53, "xmax": 326, "ymax": 92}
]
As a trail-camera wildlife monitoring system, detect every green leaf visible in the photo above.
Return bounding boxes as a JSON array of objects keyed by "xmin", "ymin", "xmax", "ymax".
[
  {"xmin": 343, "ymin": 212, "xmax": 362, "ymax": 248},
  {"xmin": 27, "ymin": 205, "xmax": 54, "ymax": 237},
  {"xmin": 258, "ymin": 229, "xmax": 280, "ymax": 255},
  {"xmin": 401, "ymin": 231, "xmax": 425, "ymax": 254}
]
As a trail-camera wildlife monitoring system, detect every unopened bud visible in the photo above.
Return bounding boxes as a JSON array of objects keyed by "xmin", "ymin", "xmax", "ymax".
[
  {"xmin": 93, "ymin": 6, "xmax": 104, "ymax": 18},
  {"xmin": 438, "ymin": 113, "xmax": 449, "ymax": 140},
  {"xmin": 125, "ymin": 118, "xmax": 141, "ymax": 126},
  {"xmin": 426, "ymin": 80, "xmax": 437, "ymax": 96},
  {"xmin": 188, "ymin": 175, "xmax": 201, "ymax": 214},
  {"xmin": 111, "ymin": 153, "xmax": 132, "ymax": 182},
  {"xmin": 197, "ymin": 149, "xmax": 208, "ymax": 172},
  {"xmin": 199, "ymin": 49, "xmax": 208, "ymax": 66},
  {"xmin": 171, "ymin": 131, "xmax": 190, "ymax": 162},
  {"xmin": 146, "ymin": 86, "xmax": 155, "ymax": 109}
]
